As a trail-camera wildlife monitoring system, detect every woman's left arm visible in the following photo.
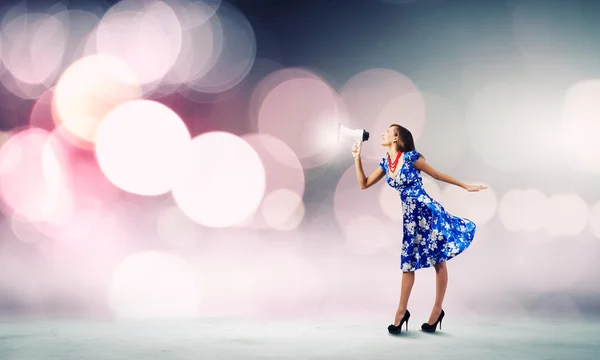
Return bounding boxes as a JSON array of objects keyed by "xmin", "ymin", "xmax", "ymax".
[{"xmin": 413, "ymin": 157, "xmax": 487, "ymax": 192}]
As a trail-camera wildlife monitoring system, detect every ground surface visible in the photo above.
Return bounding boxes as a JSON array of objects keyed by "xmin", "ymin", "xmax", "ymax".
[{"xmin": 0, "ymin": 316, "xmax": 598, "ymax": 359}]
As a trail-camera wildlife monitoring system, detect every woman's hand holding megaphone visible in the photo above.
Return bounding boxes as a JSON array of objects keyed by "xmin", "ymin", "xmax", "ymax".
[{"xmin": 351, "ymin": 141, "xmax": 362, "ymax": 160}]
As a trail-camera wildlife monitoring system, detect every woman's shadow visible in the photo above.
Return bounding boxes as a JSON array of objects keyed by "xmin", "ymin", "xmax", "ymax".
[{"xmin": 389, "ymin": 330, "xmax": 453, "ymax": 338}]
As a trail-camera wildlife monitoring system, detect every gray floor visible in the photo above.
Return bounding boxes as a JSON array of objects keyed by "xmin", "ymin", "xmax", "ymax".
[{"xmin": 1, "ymin": 317, "xmax": 598, "ymax": 359}]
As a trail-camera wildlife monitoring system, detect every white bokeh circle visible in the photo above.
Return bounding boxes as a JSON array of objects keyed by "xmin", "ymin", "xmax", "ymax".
[
  {"xmin": 560, "ymin": 80, "xmax": 600, "ymax": 173},
  {"xmin": 261, "ymin": 188, "xmax": 305, "ymax": 231},
  {"xmin": 95, "ymin": 100, "xmax": 191, "ymax": 196},
  {"xmin": 589, "ymin": 202, "xmax": 600, "ymax": 239},
  {"xmin": 172, "ymin": 132, "xmax": 266, "ymax": 228},
  {"xmin": 543, "ymin": 194, "xmax": 589, "ymax": 237},
  {"xmin": 498, "ymin": 189, "xmax": 548, "ymax": 232}
]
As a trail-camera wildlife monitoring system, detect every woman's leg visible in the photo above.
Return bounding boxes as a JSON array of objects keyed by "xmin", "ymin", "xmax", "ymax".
[
  {"xmin": 427, "ymin": 261, "xmax": 447, "ymax": 324},
  {"xmin": 394, "ymin": 271, "xmax": 415, "ymax": 325}
]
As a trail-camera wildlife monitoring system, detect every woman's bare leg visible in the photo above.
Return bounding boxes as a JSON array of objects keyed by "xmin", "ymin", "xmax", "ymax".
[
  {"xmin": 394, "ymin": 271, "xmax": 415, "ymax": 325},
  {"xmin": 427, "ymin": 261, "xmax": 447, "ymax": 324}
]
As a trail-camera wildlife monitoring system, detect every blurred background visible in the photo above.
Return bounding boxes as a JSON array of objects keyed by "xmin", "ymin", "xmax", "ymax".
[{"xmin": 0, "ymin": 0, "xmax": 599, "ymax": 323}]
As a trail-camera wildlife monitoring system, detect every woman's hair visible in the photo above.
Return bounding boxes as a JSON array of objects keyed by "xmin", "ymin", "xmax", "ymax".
[{"xmin": 390, "ymin": 124, "xmax": 424, "ymax": 160}]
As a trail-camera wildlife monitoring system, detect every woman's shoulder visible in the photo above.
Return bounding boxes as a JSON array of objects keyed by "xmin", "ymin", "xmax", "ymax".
[
  {"xmin": 405, "ymin": 149, "xmax": 419, "ymax": 158},
  {"xmin": 379, "ymin": 156, "xmax": 388, "ymax": 171},
  {"xmin": 404, "ymin": 150, "xmax": 421, "ymax": 163}
]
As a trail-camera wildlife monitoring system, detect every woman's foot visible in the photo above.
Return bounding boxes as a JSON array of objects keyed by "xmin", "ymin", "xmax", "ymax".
[
  {"xmin": 394, "ymin": 309, "xmax": 407, "ymax": 326},
  {"xmin": 426, "ymin": 306, "xmax": 443, "ymax": 325},
  {"xmin": 388, "ymin": 309, "xmax": 411, "ymax": 334},
  {"xmin": 421, "ymin": 309, "xmax": 445, "ymax": 333}
]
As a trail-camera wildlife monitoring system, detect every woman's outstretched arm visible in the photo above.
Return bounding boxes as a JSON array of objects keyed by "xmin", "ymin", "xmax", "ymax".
[{"xmin": 413, "ymin": 157, "xmax": 487, "ymax": 192}]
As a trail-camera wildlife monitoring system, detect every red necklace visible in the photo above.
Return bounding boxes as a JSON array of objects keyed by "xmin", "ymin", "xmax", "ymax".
[{"xmin": 388, "ymin": 152, "xmax": 402, "ymax": 173}]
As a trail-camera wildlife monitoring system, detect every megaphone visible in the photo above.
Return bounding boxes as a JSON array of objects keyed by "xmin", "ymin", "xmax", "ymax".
[{"xmin": 338, "ymin": 124, "xmax": 369, "ymax": 143}]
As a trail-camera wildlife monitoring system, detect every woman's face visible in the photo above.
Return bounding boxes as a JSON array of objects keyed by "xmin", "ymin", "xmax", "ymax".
[{"xmin": 381, "ymin": 126, "xmax": 399, "ymax": 147}]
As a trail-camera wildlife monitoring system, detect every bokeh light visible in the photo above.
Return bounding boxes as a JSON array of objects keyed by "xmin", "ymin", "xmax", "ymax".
[
  {"xmin": 561, "ymin": 80, "xmax": 600, "ymax": 173},
  {"xmin": 0, "ymin": 13, "xmax": 67, "ymax": 95},
  {"xmin": 29, "ymin": 88, "xmax": 56, "ymax": 131},
  {"xmin": 255, "ymin": 68, "xmax": 347, "ymax": 168},
  {"xmin": 94, "ymin": 0, "xmax": 183, "ymax": 91},
  {"xmin": 95, "ymin": 100, "xmax": 191, "ymax": 196},
  {"xmin": 589, "ymin": 202, "xmax": 600, "ymax": 239},
  {"xmin": 53, "ymin": 9, "xmax": 102, "ymax": 73},
  {"xmin": 33, "ymin": 199, "xmax": 100, "ymax": 243},
  {"xmin": 161, "ymin": 0, "xmax": 220, "ymax": 89},
  {"xmin": 0, "ymin": 128, "xmax": 71, "ymax": 223},
  {"xmin": 241, "ymin": 133, "xmax": 305, "ymax": 230},
  {"xmin": 53, "ymin": 54, "xmax": 142, "ymax": 147},
  {"xmin": 543, "ymin": 194, "xmax": 589, "ymax": 237},
  {"xmin": 186, "ymin": 1, "xmax": 256, "ymax": 94},
  {"xmin": 53, "ymin": 54, "xmax": 141, "ymax": 146},
  {"xmin": 27, "ymin": 133, "xmax": 122, "ymax": 242},
  {"xmin": 261, "ymin": 189, "xmax": 305, "ymax": 231},
  {"xmin": 339, "ymin": 68, "xmax": 425, "ymax": 160},
  {"xmin": 172, "ymin": 131, "xmax": 266, "ymax": 228},
  {"xmin": 10, "ymin": 214, "xmax": 50, "ymax": 244},
  {"xmin": 498, "ymin": 189, "xmax": 548, "ymax": 232}
]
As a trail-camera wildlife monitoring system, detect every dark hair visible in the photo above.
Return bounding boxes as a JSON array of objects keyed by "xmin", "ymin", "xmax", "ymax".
[{"xmin": 390, "ymin": 124, "xmax": 424, "ymax": 160}]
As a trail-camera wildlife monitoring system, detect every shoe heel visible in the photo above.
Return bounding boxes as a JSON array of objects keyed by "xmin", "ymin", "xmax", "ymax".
[
  {"xmin": 439, "ymin": 319, "xmax": 442, "ymax": 330},
  {"xmin": 406, "ymin": 319, "xmax": 409, "ymax": 331}
]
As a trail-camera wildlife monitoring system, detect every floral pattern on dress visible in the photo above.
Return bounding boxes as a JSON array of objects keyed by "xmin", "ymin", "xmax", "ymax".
[{"xmin": 380, "ymin": 150, "xmax": 476, "ymax": 272}]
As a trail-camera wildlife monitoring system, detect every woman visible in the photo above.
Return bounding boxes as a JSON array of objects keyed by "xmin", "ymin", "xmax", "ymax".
[{"xmin": 351, "ymin": 124, "xmax": 486, "ymax": 335}]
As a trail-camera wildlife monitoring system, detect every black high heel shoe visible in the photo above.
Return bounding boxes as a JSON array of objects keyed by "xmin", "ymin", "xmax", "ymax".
[
  {"xmin": 421, "ymin": 309, "xmax": 445, "ymax": 333},
  {"xmin": 388, "ymin": 310, "xmax": 411, "ymax": 335}
]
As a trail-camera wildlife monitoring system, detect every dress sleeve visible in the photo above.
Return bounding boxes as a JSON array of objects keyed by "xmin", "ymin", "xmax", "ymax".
[
  {"xmin": 405, "ymin": 150, "xmax": 420, "ymax": 166},
  {"xmin": 379, "ymin": 157, "xmax": 387, "ymax": 172}
]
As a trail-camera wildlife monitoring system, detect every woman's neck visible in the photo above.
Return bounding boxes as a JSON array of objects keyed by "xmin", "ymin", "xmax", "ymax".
[{"xmin": 387, "ymin": 146, "xmax": 401, "ymax": 158}]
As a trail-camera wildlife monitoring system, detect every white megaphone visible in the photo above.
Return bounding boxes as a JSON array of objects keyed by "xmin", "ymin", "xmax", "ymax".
[{"xmin": 338, "ymin": 124, "xmax": 370, "ymax": 144}]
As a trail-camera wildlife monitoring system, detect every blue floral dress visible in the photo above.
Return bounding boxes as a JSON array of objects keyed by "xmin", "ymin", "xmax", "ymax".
[{"xmin": 380, "ymin": 150, "xmax": 476, "ymax": 272}]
